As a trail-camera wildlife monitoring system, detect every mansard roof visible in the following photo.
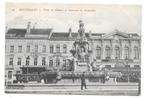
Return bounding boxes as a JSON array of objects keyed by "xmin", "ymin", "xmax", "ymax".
[
  {"xmin": 51, "ymin": 32, "xmax": 69, "ymax": 38},
  {"xmin": 7, "ymin": 29, "xmax": 26, "ymax": 37},
  {"xmin": 30, "ymin": 29, "xmax": 51, "ymax": 35},
  {"xmin": 6, "ymin": 28, "xmax": 52, "ymax": 37},
  {"xmin": 6, "ymin": 28, "xmax": 140, "ymax": 40},
  {"xmin": 49, "ymin": 32, "xmax": 90, "ymax": 40}
]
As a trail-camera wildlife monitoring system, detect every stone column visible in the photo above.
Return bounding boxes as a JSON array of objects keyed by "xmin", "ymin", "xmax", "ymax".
[
  {"xmin": 138, "ymin": 40, "xmax": 141, "ymax": 60},
  {"xmin": 101, "ymin": 40, "xmax": 104, "ymax": 59},
  {"xmin": 129, "ymin": 40, "xmax": 132, "ymax": 59},
  {"xmin": 110, "ymin": 40, "xmax": 114, "ymax": 59},
  {"xmin": 121, "ymin": 40, "xmax": 125, "ymax": 59},
  {"xmin": 120, "ymin": 40, "xmax": 123, "ymax": 59}
]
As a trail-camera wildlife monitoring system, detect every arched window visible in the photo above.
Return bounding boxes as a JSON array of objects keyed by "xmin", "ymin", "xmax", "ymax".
[
  {"xmin": 134, "ymin": 46, "xmax": 139, "ymax": 59},
  {"xmin": 125, "ymin": 46, "xmax": 129, "ymax": 59},
  {"xmin": 115, "ymin": 46, "xmax": 120, "ymax": 59},
  {"xmin": 96, "ymin": 46, "xmax": 101, "ymax": 59},
  {"xmin": 105, "ymin": 46, "xmax": 110, "ymax": 59}
]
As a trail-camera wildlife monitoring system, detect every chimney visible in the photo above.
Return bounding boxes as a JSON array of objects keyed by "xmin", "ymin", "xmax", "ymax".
[
  {"xmin": 33, "ymin": 22, "xmax": 37, "ymax": 29},
  {"xmin": 5, "ymin": 25, "xmax": 8, "ymax": 33},
  {"xmin": 26, "ymin": 21, "xmax": 31, "ymax": 34},
  {"xmin": 89, "ymin": 30, "xmax": 92, "ymax": 38},
  {"xmin": 48, "ymin": 28, "xmax": 53, "ymax": 39},
  {"xmin": 114, "ymin": 29, "xmax": 119, "ymax": 33},
  {"xmin": 68, "ymin": 27, "xmax": 72, "ymax": 37}
]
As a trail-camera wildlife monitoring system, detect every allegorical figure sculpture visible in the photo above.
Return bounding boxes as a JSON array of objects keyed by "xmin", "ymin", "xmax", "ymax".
[
  {"xmin": 79, "ymin": 47, "xmax": 86, "ymax": 61},
  {"xmin": 70, "ymin": 20, "xmax": 92, "ymax": 72},
  {"xmin": 78, "ymin": 20, "xmax": 85, "ymax": 38}
]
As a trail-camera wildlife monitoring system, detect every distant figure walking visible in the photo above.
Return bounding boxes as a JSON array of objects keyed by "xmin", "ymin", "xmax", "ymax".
[{"xmin": 81, "ymin": 72, "xmax": 87, "ymax": 90}]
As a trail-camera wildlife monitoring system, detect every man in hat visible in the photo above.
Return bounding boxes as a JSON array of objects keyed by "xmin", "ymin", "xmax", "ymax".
[{"xmin": 81, "ymin": 72, "xmax": 87, "ymax": 90}]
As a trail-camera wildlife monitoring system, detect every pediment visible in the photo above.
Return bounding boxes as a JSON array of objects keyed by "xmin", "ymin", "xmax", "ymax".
[{"xmin": 103, "ymin": 30, "xmax": 130, "ymax": 39}]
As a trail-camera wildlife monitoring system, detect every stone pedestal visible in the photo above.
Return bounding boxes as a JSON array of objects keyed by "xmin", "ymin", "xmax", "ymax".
[{"xmin": 74, "ymin": 61, "xmax": 89, "ymax": 72}]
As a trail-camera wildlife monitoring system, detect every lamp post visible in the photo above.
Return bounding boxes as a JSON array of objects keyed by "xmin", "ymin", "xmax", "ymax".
[
  {"xmin": 125, "ymin": 58, "xmax": 130, "ymax": 83},
  {"xmin": 26, "ymin": 56, "xmax": 30, "ymax": 82}
]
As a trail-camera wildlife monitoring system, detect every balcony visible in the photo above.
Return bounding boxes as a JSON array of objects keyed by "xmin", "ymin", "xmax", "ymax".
[
  {"xmin": 110, "ymin": 67, "xmax": 141, "ymax": 72},
  {"xmin": 102, "ymin": 57, "xmax": 111, "ymax": 62},
  {"xmin": 5, "ymin": 65, "xmax": 14, "ymax": 70},
  {"xmin": 102, "ymin": 58, "xmax": 134, "ymax": 63},
  {"xmin": 96, "ymin": 56, "xmax": 101, "ymax": 59}
]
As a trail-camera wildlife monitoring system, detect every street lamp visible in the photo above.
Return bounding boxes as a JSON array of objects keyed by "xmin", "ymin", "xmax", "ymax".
[
  {"xmin": 125, "ymin": 58, "xmax": 130, "ymax": 83},
  {"xmin": 26, "ymin": 56, "xmax": 30, "ymax": 82}
]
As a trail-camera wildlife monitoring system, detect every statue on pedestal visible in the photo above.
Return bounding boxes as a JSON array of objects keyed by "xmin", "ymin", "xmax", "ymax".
[
  {"xmin": 78, "ymin": 20, "xmax": 86, "ymax": 38},
  {"xmin": 70, "ymin": 20, "xmax": 92, "ymax": 72},
  {"xmin": 79, "ymin": 46, "xmax": 86, "ymax": 61}
]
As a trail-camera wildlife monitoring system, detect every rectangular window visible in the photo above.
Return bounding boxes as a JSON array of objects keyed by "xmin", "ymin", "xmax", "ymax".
[
  {"xmin": 8, "ymin": 71, "xmax": 12, "ymax": 79},
  {"xmin": 134, "ymin": 65, "xmax": 140, "ymax": 68},
  {"xmin": 115, "ymin": 47, "xmax": 120, "ymax": 59},
  {"xmin": 42, "ymin": 45, "xmax": 46, "ymax": 52},
  {"xmin": 18, "ymin": 46, "xmax": 22, "ymax": 53},
  {"xmin": 34, "ymin": 58, "xmax": 37, "ymax": 65},
  {"xmin": 49, "ymin": 60, "xmax": 53, "ymax": 67},
  {"xmin": 56, "ymin": 58, "xmax": 60, "ymax": 67},
  {"xmin": 50, "ymin": 45, "xmax": 54, "ymax": 53},
  {"xmin": 27, "ymin": 45, "xmax": 30, "ymax": 52},
  {"xmin": 17, "ymin": 58, "xmax": 21, "ymax": 65},
  {"xmin": 125, "ymin": 47, "xmax": 129, "ymax": 59},
  {"xmin": 10, "ymin": 45, "xmax": 14, "ymax": 53},
  {"xmin": 125, "ymin": 65, "xmax": 130, "ymax": 68},
  {"xmin": 134, "ymin": 47, "xmax": 139, "ymax": 59},
  {"xmin": 9, "ymin": 58, "xmax": 13, "ymax": 65},
  {"xmin": 26, "ymin": 56, "xmax": 30, "ymax": 65},
  {"xmin": 16, "ymin": 71, "xmax": 20, "ymax": 74},
  {"xmin": 63, "ymin": 59, "xmax": 66, "ymax": 66},
  {"xmin": 56, "ymin": 45, "xmax": 60, "ymax": 53},
  {"xmin": 42, "ymin": 57, "xmax": 46, "ymax": 65},
  {"xmin": 96, "ymin": 46, "xmax": 101, "ymax": 59},
  {"xmin": 63, "ymin": 45, "xmax": 67, "ymax": 53},
  {"xmin": 105, "ymin": 47, "xmax": 110, "ymax": 59},
  {"xmin": 35, "ymin": 45, "xmax": 38, "ymax": 52},
  {"xmin": 105, "ymin": 65, "xmax": 111, "ymax": 68}
]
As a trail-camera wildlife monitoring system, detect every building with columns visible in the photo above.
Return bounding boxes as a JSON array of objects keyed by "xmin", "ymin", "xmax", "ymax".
[{"xmin": 5, "ymin": 21, "xmax": 141, "ymax": 83}]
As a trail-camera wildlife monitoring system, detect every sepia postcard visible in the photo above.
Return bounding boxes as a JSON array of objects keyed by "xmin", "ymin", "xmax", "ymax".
[{"xmin": 5, "ymin": 3, "xmax": 141, "ymax": 95}]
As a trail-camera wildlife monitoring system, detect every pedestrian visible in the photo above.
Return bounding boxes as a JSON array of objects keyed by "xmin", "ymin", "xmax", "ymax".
[
  {"xmin": 81, "ymin": 72, "xmax": 87, "ymax": 90},
  {"xmin": 72, "ymin": 72, "xmax": 75, "ymax": 83}
]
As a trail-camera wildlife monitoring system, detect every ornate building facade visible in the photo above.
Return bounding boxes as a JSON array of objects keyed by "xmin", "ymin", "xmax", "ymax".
[{"xmin": 5, "ymin": 21, "xmax": 141, "ymax": 83}]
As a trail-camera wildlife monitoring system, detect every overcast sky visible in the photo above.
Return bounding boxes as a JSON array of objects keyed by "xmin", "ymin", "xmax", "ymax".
[{"xmin": 6, "ymin": 3, "xmax": 141, "ymax": 34}]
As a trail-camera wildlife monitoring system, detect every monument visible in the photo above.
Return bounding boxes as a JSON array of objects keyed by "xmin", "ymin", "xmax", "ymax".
[{"xmin": 70, "ymin": 20, "xmax": 92, "ymax": 72}]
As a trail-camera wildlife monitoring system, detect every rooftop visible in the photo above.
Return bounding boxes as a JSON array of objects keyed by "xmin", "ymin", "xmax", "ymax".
[{"xmin": 6, "ymin": 28, "xmax": 140, "ymax": 40}]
